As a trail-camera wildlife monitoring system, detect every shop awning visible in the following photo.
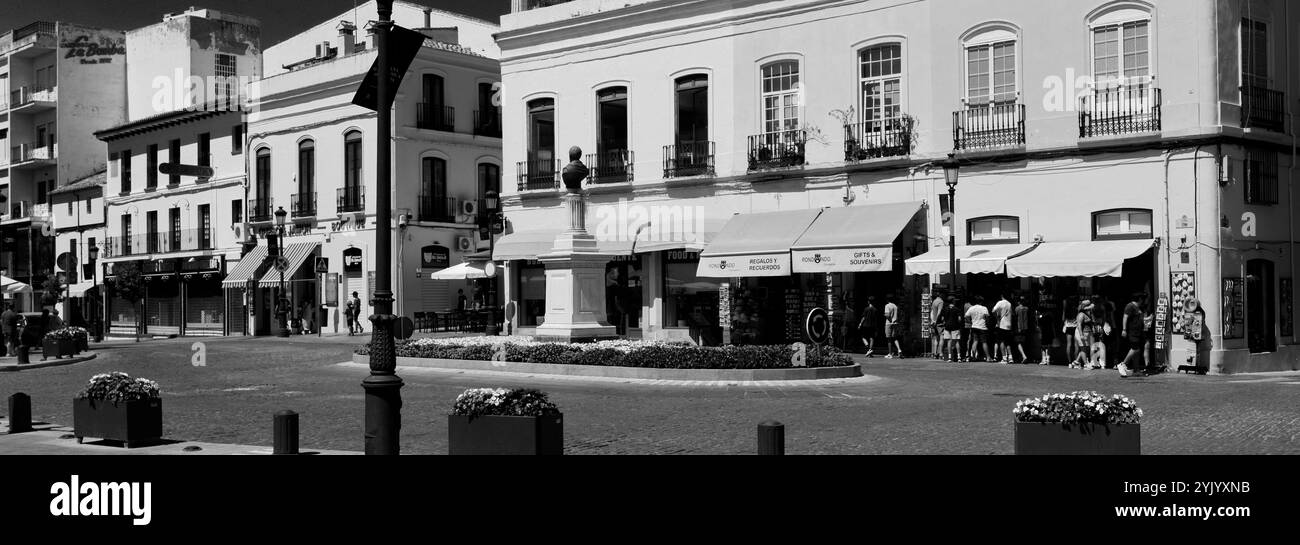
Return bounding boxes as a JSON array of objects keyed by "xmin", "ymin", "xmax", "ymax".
[
  {"xmin": 697, "ymin": 208, "xmax": 823, "ymax": 277},
  {"xmin": 492, "ymin": 229, "xmax": 632, "ymax": 261},
  {"xmin": 221, "ymin": 246, "xmax": 269, "ymax": 288},
  {"xmin": 66, "ymin": 284, "xmax": 99, "ymax": 298},
  {"xmin": 631, "ymin": 217, "xmax": 729, "ymax": 253},
  {"xmin": 905, "ymin": 243, "xmax": 1037, "ymax": 276},
  {"xmin": 430, "ymin": 261, "xmax": 494, "ymax": 280},
  {"xmin": 789, "ymin": 201, "xmax": 923, "ymax": 273},
  {"xmin": 256, "ymin": 243, "xmax": 320, "ymax": 288},
  {"xmin": 1, "ymin": 275, "xmax": 33, "ymax": 295},
  {"xmin": 1004, "ymin": 239, "xmax": 1155, "ymax": 278}
]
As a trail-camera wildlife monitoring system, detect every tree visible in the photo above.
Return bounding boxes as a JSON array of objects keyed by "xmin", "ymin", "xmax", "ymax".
[
  {"xmin": 111, "ymin": 262, "xmax": 146, "ymax": 342},
  {"xmin": 41, "ymin": 272, "xmax": 63, "ymax": 307}
]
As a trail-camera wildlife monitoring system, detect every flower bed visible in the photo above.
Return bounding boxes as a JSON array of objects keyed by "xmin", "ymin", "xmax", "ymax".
[
  {"xmin": 452, "ymin": 388, "xmax": 560, "ymax": 417},
  {"xmin": 356, "ymin": 337, "xmax": 855, "ymax": 369},
  {"xmin": 78, "ymin": 372, "xmax": 162, "ymax": 404},
  {"xmin": 1013, "ymin": 391, "xmax": 1142, "ymax": 425}
]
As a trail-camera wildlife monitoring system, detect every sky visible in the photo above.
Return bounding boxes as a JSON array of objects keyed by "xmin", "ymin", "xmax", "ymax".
[{"xmin": 1, "ymin": 0, "xmax": 511, "ymax": 46}]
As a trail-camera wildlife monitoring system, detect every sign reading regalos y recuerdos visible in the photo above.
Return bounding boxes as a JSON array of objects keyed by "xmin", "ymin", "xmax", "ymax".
[{"xmin": 696, "ymin": 253, "xmax": 790, "ymax": 277}]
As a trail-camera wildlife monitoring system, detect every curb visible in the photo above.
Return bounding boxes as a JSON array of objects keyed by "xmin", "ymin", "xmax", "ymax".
[
  {"xmin": 0, "ymin": 353, "xmax": 99, "ymax": 372},
  {"xmin": 352, "ymin": 354, "xmax": 863, "ymax": 381}
]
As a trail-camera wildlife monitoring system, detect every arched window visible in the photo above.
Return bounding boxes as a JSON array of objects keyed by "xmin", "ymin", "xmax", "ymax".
[
  {"xmin": 296, "ymin": 139, "xmax": 315, "ymax": 216},
  {"xmin": 1092, "ymin": 208, "xmax": 1152, "ymax": 240},
  {"xmin": 760, "ymin": 60, "xmax": 801, "ymax": 134},
  {"xmin": 962, "ymin": 25, "xmax": 1018, "ymax": 105},
  {"xmin": 254, "ymin": 147, "xmax": 271, "ymax": 219},
  {"xmin": 524, "ymin": 98, "xmax": 555, "ymax": 189},
  {"xmin": 859, "ymin": 43, "xmax": 902, "ymax": 130},
  {"xmin": 1088, "ymin": 4, "xmax": 1153, "ymax": 87},
  {"xmin": 341, "ymin": 131, "xmax": 363, "ymax": 212},
  {"xmin": 675, "ymin": 74, "xmax": 708, "ymax": 145},
  {"xmin": 967, "ymin": 215, "xmax": 1020, "ymax": 244},
  {"xmin": 420, "ymin": 156, "xmax": 448, "ymax": 222}
]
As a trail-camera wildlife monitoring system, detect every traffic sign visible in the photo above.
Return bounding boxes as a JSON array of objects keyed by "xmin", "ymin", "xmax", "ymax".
[
  {"xmin": 314, "ymin": 257, "xmax": 329, "ymax": 274},
  {"xmin": 484, "ymin": 261, "xmax": 497, "ymax": 278},
  {"xmin": 159, "ymin": 163, "xmax": 215, "ymax": 179},
  {"xmin": 274, "ymin": 256, "xmax": 291, "ymax": 272}
]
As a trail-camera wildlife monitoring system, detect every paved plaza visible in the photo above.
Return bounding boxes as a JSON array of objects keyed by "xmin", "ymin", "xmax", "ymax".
[{"xmin": 2, "ymin": 335, "xmax": 1298, "ymax": 455}]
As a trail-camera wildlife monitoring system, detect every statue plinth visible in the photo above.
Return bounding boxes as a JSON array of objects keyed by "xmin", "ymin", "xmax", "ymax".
[{"xmin": 534, "ymin": 189, "xmax": 618, "ymax": 342}]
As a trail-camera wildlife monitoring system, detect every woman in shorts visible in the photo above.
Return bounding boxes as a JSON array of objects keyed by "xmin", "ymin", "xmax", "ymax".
[{"xmin": 1070, "ymin": 300, "xmax": 1094, "ymax": 368}]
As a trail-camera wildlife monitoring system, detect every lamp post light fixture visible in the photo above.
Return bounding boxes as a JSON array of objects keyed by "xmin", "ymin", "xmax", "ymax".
[
  {"xmin": 274, "ymin": 206, "xmax": 290, "ymax": 338},
  {"xmin": 941, "ymin": 153, "xmax": 960, "ymax": 292},
  {"xmin": 483, "ymin": 189, "xmax": 500, "ymax": 336},
  {"xmin": 362, "ymin": 0, "xmax": 404, "ymax": 456},
  {"xmin": 88, "ymin": 241, "xmax": 102, "ymax": 342}
]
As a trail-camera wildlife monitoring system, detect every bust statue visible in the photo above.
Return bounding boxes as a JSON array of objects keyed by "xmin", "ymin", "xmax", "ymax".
[{"xmin": 561, "ymin": 146, "xmax": 588, "ymax": 193}]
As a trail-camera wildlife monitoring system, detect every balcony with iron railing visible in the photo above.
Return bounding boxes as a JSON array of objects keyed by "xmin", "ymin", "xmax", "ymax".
[
  {"xmin": 291, "ymin": 193, "xmax": 317, "ymax": 218},
  {"xmin": 249, "ymin": 198, "xmax": 273, "ymax": 223},
  {"xmin": 9, "ymin": 142, "xmax": 57, "ymax": 168},
  {"xmin": 844, "ymin": 118, "xmax": 913, "ymax": 161},
  {"xmin": 747, "ymin": 130, "xmax": 807, "ymax": 171},
  {"xmin": 338, "ymin": 186, "xmax": 366, "ymax": 213},
  {"xmin": 516, "ymin": 157, "xmax": 559, "ymax": 191},
  {"xmin": 4, "ymin": 200, "xmax": 32, "ymax": 222},
  {"xmin": 953, "ymin": 102, "xmax": 1025, "ymax": 151},
  {"xmin": 586, "ymin": 150, "xmax": 634, "ymax": 184},
  {"xmin": 7, "ymin": 22, "xmax": 56, "ymax": 55},
  {"xmin": 474, "ymin": 109, "xmax": 502, "ymax": 138},
  {"xmin": 663, "ymin": 141, "xmax": 715, "ymax": 179},
  {"xmin": 1079, "ymin": 86, "xmax": 1162, "ymax": 138},
  {"xmin": 1240, "ymin": 85, "xmax": 1285, "ymax": 133},
  {"xmin": 418, "ymin": 194, "xmax": 456, "ymax": 223},
  {"xmin": 417, "ymin": 103, "xmax": 455, "ymax": 132},
  {"xmin": 9, "ymin": 86, "xmax": 58, "ymax": 111},
  {"xmin": 104, "ymin": 228, "xmax": 215, "ymax": 257}
]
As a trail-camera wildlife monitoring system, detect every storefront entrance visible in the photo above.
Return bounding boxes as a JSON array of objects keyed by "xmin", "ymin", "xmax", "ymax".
[{"xmin": 1247, "ymin": 258, "xmax": 1275, "ymax": 353}]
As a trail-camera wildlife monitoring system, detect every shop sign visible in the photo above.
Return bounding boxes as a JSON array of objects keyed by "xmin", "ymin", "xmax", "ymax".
[
  {"xmin": 1154, "ymin": 294, "xmax": 1168, "ymax": 350},
  {"xmin": 665, "ymin": 250, "xmax": 700, "ymax": 263},
  {"xmin": 920, "ymin": 286, "xmax": 931, "ymax": 339},
  {"xmin": 343, "ymin": 247, "xmax": 363, "ymax": 272},
  {"xmin": 790, "ymin": 247, "xmax": 892, "ymax": 274},
  {"xmin": 420, "ymin": 245, "xmax": 450, "ymax": 269},
  {"xmin": 143, "ymin": 260, "xmax": 177, "ymax": 275},
  {"xmin": 1222, "ymin": 277, "xmax": 1244, "ymax": 339},
  {"xmin": 325, "ymin": 273, "xmax": 339, "ymax": 307},
  {"xmin": 698, "ymin": 253, "xmax": 790, "ymax": 277}
]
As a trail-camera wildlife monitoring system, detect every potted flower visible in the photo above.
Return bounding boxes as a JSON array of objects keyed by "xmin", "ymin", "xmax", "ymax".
[
  {"xmin": 448, "ymin": 388, "xmax": 562, "ymax": 455},
  {"xmin": 66, "ymin": 326, "xmax": 90, "ymax": 352},
  {"xmin": 1013, "ymin": 391, "xmax": 1142, "ymax": 455},
  {"xmin": 42, "ymin": 328, "xmax": 78, "ymax": 359},
  {"xmin": 73, "ymin": 372, "xmax": 163, "ymax": 448}
]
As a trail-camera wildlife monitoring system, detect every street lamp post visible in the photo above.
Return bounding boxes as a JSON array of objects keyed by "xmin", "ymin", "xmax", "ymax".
[
  {"xmin": 274, "ymin": 206, "xmax": 290, "ymax": 338},
  {"xmin": 363, "ymin": 0, "xmax": 404, "ymax": 455},
  {"xmin": 942, "ymin": 153, "xmax": 960, "ymax": 292},
  {"xmin": 483, "ymin": 189, "xmax": 500, "ymax": 336},
  {"xmin": 88, "ymin": 242, "xmax": 101, "ymax": 342}
]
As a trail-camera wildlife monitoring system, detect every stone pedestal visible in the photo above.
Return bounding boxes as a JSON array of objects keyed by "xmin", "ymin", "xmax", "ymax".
[{"xmin": 534, "ymin": 192, "xmax": 619, "ymax": 342}]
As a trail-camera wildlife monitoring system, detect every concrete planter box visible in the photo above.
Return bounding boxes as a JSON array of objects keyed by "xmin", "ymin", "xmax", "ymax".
[
  {"xmin": 354, "ymin": 354, "xmax": 861, "ymax": 381},
  {"xmin": 73, "ymin": 397, "xmax": 163, "ymax": 448},
  {"xmin": 448, "ymin": 414, "xmax": 563, "ymax": 455},
  {"xmin": 1014, "ymin": 422, "xmax": 1140, "ymax": 455},
  {"xmin": 42, "ymin": 338, "xmax": 77, "ymax": 359}
]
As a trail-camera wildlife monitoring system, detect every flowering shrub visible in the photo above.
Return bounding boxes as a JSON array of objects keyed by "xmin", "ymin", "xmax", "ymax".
[
  {"xmin": 1013, "ymin": 391, "xmax": 1142, "ymax": 425},
  {"xmin": 356, "ymin": 337, "xmax": 855, "ymax": 369},
  {"xmin": 77, "ymin": 372, "xmax": 162, "ymax": 404},
  {"xmin": 451, "ymin": 388, "xmax": 560, "ymax": 418},
  {"xmin": 66, "ymin": 327, "xmax": 90, "ymax": 342},
  {"xmin": 43, "ymin": 327, "xmax": 79, "ymax": 341}
]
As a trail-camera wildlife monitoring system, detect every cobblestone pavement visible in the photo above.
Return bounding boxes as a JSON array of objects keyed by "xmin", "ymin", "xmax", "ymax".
[{"xmin": 2, "ymin": 336, "xmax": 1298, "ymax": 455}]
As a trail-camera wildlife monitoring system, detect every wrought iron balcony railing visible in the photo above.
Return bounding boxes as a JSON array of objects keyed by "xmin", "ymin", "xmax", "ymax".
[
  {"xmin": 844, "ymin": 119, "xmax": 913, "ymax": 161},
  {"xmin": 587, "ymin": 150, "xmax": 634, "ymax": 184},
  {"xmin": 663, "ymin": 141, "xmax": 715, "ymax": 179},
  {"xmin": 249, "ymin": 198, "xmax": 273, "ymax": 222},
  {"xmin": 474, "ymin": 110, "xmax": 502, "ymax": 138},
  {"xmin": 747, "ymin": 130, "xmax": 807, "ymax": 171},
  {"xmin": 1079, "ymin": 86, "xmax": 1162, "ymax": 137},
  {"xmin": 338, "ymin": 186, "xmax": 366, "ymax": 213},
  {"xmin": 1240, "ymin": 85, "xmax": 1285, "ymax": 133},
  {"xmin": 417, "ymin": 103, "xmax": 455, "ymax": 132},
  {"xmin": 516, "ymin": 158, "xmax": 559, "ymax": 191},
  {"xmin": 291, "ymin": 193, "xmax": 317, "ymax": 218},
  {"xmin": 953, "ymin": 102, "xmax": 1026, "ymax": 150},
  {"xmin": 418, "ymin": 194, "xmax": 457, "ymax": 223}
]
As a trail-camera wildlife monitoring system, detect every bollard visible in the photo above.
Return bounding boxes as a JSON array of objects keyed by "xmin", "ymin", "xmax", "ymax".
[
  {"xmin": 16, "ymin": 346, "xmax": 29, "ymax": 365},
  {"xmin": 273, "ymin": 410, "xmax": 299, "ymax": 455},
  {"xmin": 8, "ymin": 393, "xmax": 33, "ymax": 433},
  {"xmin": 757, "ymin": 420, "xmax": 784, "ymax": 455}
]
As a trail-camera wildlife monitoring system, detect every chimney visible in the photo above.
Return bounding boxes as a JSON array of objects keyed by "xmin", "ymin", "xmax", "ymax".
[
  {"xmin": 337, "ymin": 21, "xmax": 356, "ymax": 55},
  {"xmin": 424, "ymin": 9, "xmax": 432, "ymax": 28}
]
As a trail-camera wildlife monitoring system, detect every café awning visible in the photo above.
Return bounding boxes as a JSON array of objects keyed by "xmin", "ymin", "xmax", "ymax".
[
  {"xmin": 696, "ymin": 208, "xmax": 823, "ymax": 277},
  {"xmin": 1004, "ymin": 239, "xmax": 1155, "ymax": 278},
  {"xmin": 430, "ymin": 261, "xmax": 494, "ymax": 280},
  {"xmin": 256, "ymin": 243, "xmax": 320, "ymax": 288},
  {"xmin": 630, "ymin": 217, "xmax": 728, "ymax": 253},
  {"xmin": 221, "ymin": 246, "xmax": 269, "ymax": 287},
  {"xmin": 905, "ymin": 243, "xmax": 1037, "ymax": 276},
  {"xmin": 789, "ymin": 201, "xmax": 923, "ymax": 273},
  {"xmin": 1, "ymin": 275, "xmax": 32, "ymax": 295}
]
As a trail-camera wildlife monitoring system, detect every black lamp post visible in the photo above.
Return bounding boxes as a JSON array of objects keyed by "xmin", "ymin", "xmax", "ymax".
[
  {"xmin": 363, "ymin": 0, "xmax": 404, "ymax": 456},
  {"xmin": 274, "ymin": 206, "xmax": 290, "ymax": 338},
  {"xmin": 942, "ymin": 153, "xmax": 960, "ymax": 291},
  {"xmin": 88, "ymin": 241, "xmax": 101, "ymax": 342},
  {"xmin": 483, "ymin": 189, "xmax": 500, "ymax": 336}
]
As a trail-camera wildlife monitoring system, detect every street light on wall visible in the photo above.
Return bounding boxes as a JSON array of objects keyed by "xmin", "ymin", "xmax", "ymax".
[
  {"xmin": 274, "ymin": 206, "xmax": 289, "ymax": 338},
  {"xmin": 941, "ymin": 153, "xmax": 960, "ymax": 291}
]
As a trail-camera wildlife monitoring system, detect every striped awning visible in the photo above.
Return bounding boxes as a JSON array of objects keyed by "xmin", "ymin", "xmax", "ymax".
[
  {"xmin": 256, "ymin": 243, "xmax": 320, "ymax": 288},
  {"xmin": 221, "ymin": 246, "xmax": 269, "ymax": 288}
]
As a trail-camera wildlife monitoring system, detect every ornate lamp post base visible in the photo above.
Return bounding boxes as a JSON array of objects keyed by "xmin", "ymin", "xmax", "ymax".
[{"xmin": 363, "ymin": 312, "xmax": 403, "ymax": 454}]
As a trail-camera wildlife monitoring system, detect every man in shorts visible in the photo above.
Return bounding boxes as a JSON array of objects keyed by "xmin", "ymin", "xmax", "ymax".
[
  {"xmin": 991, "ymin": 293, "xmax": 1014, "ymax": 363},
  {"xmin": 943, "ymin": 297, "xmax": 964, "ymax": 363},
  {"xmin": 964, "ymin": 296, "xmax": 990, "ymax": 362},
  {"xmin": 884, "ymin": 294, "xmax": 902, "ymax": 359},
  {"xmin": 1118, "ymin": 292, "xmax": 1148, "ymax": 378}
]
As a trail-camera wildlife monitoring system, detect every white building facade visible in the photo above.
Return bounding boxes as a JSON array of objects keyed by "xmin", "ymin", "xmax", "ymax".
[{"xmin": 495, "ymin": 0, "xmax": 1299, "ymax": 374}]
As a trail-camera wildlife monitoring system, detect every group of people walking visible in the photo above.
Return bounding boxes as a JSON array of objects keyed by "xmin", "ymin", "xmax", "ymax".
[
  {"xmin": 1, "ymin": 304, "xmax": 65, "ymax": 356},
  {"xmin": 853, "ymin": 289, "xmax": 1155, "ymax": 378}
]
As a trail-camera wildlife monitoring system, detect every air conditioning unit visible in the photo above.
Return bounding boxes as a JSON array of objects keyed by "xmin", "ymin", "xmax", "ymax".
[
  {"xmin": 460, "ymin": 199, "xmax": 478, "ymax": 217},
  {"xmin": 232, "ymin": 224, "xmax": 243, "ymax": 238},
  {"xmin": 456, "ymin": 236, "xmax": 473, "ymax": 252},
  {"xmin": 316, "ymin": 41, "xmax": 331, "ymax": 59}
]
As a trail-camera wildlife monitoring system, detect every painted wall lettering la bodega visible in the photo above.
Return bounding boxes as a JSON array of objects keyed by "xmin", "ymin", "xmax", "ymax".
[{"xmin": 49, "ymin": 475, "xmax": 152, "ymax": 526}]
